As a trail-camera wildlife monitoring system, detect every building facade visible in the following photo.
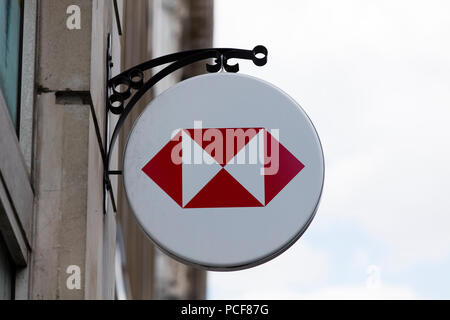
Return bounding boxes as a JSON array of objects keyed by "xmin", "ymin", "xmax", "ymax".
[{"xmin": 0, "ymin": 0, "xmax": 212, "ymax": 300}]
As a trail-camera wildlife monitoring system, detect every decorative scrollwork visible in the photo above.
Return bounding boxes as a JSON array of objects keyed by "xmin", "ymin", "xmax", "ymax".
[
  {"xmin": 104, "ymin": 46, "xmax": 268, "ymax": 213},
  {"xmin": 106, "ymin": 46, "xmax": 267, "ymax": 116},
  {"xmin": 108, "ymin": 70, "xmax": 145, "ymax": 114}
]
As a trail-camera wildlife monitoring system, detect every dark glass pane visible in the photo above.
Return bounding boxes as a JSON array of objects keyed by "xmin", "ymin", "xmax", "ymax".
[
  {"xmin": 0, "ymin": 0, "xmax": 22, "ymax": 128},
  {"xmin": 0, "ymin": 233, "xmax": 14, "ymax": 300}
]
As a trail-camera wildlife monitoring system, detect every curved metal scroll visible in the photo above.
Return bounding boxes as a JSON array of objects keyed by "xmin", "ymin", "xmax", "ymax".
[{"xmin": 104, "ymin": 46, "xmax": 268, "ymax": 212}]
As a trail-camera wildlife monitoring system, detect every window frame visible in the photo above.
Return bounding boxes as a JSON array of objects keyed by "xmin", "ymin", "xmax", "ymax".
[
  {"xmin": 0, "ymin": 0, "xmax": 37, "ymax": 300},
  {"xmin": 0, "ymin": 0, "xmax": 24, "ymax": 133}
]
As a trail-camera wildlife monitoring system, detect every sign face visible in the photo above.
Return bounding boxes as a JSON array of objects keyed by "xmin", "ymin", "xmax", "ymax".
[{"xmin": 123, "ymin": 73, "xmax": 324, "ymax": 270}]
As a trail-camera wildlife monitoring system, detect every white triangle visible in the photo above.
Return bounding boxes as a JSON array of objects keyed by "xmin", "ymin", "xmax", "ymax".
[
  {"xmin": 224, "ymin": 130, "xmax": 265, "ymax": 205},
  {"xmin": 182, "ymin": 131, "xmax": 222, "ymax": 206}
]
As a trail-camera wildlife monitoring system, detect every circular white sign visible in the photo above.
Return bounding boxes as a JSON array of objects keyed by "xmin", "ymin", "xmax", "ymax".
[{"xmin": 123, "ymin": 73, "xmax": 324, "ymax": 270}]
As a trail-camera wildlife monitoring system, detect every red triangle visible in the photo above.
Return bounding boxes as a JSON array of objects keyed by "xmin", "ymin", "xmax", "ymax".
[
  {"xmin": 264, "ymin": 131, "xmax": 305, "ymax": 206},
  {"xmin": 142, "ymin": 131, "xmax": 183, "ymax": 207},
  {"xmin": 185, "ymin": 169, "xmax": 264, "ymax": 208},
  {"xmin": 184, "ymin": 128, "xmax": 261, "ymax": 166}
]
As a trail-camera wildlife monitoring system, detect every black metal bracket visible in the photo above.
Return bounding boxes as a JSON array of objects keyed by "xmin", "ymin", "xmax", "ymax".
[
  {"xmin": 103, "ymin": 45, "xmax": 268, "ymax": 214},
  {"xmin": 113, "ymin": 0, "xmax": 122, "ymax": 36}
]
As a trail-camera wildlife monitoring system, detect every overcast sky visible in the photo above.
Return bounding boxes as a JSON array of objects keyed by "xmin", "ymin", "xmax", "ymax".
[{"xmin": 207, "ymin": 0, "xmax": 450, "ymax": 299}]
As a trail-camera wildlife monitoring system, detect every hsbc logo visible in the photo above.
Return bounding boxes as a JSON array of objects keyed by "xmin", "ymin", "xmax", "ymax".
[
  {"xmin": 123, "ymin": 74, "xmax": 324, "ymax": 270},
  {"xmin": 142, "ymin": 121, "xmax": 305, "ymax": 209}
]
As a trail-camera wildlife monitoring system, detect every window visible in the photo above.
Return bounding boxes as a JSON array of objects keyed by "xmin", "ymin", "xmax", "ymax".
[
  {"xmin": 0, "ymin": 0, "xmax": 23, "ymax": 131},
  {"xmin": 0, "ymin": 233, "xmax": 14, "ymax": 300}
]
